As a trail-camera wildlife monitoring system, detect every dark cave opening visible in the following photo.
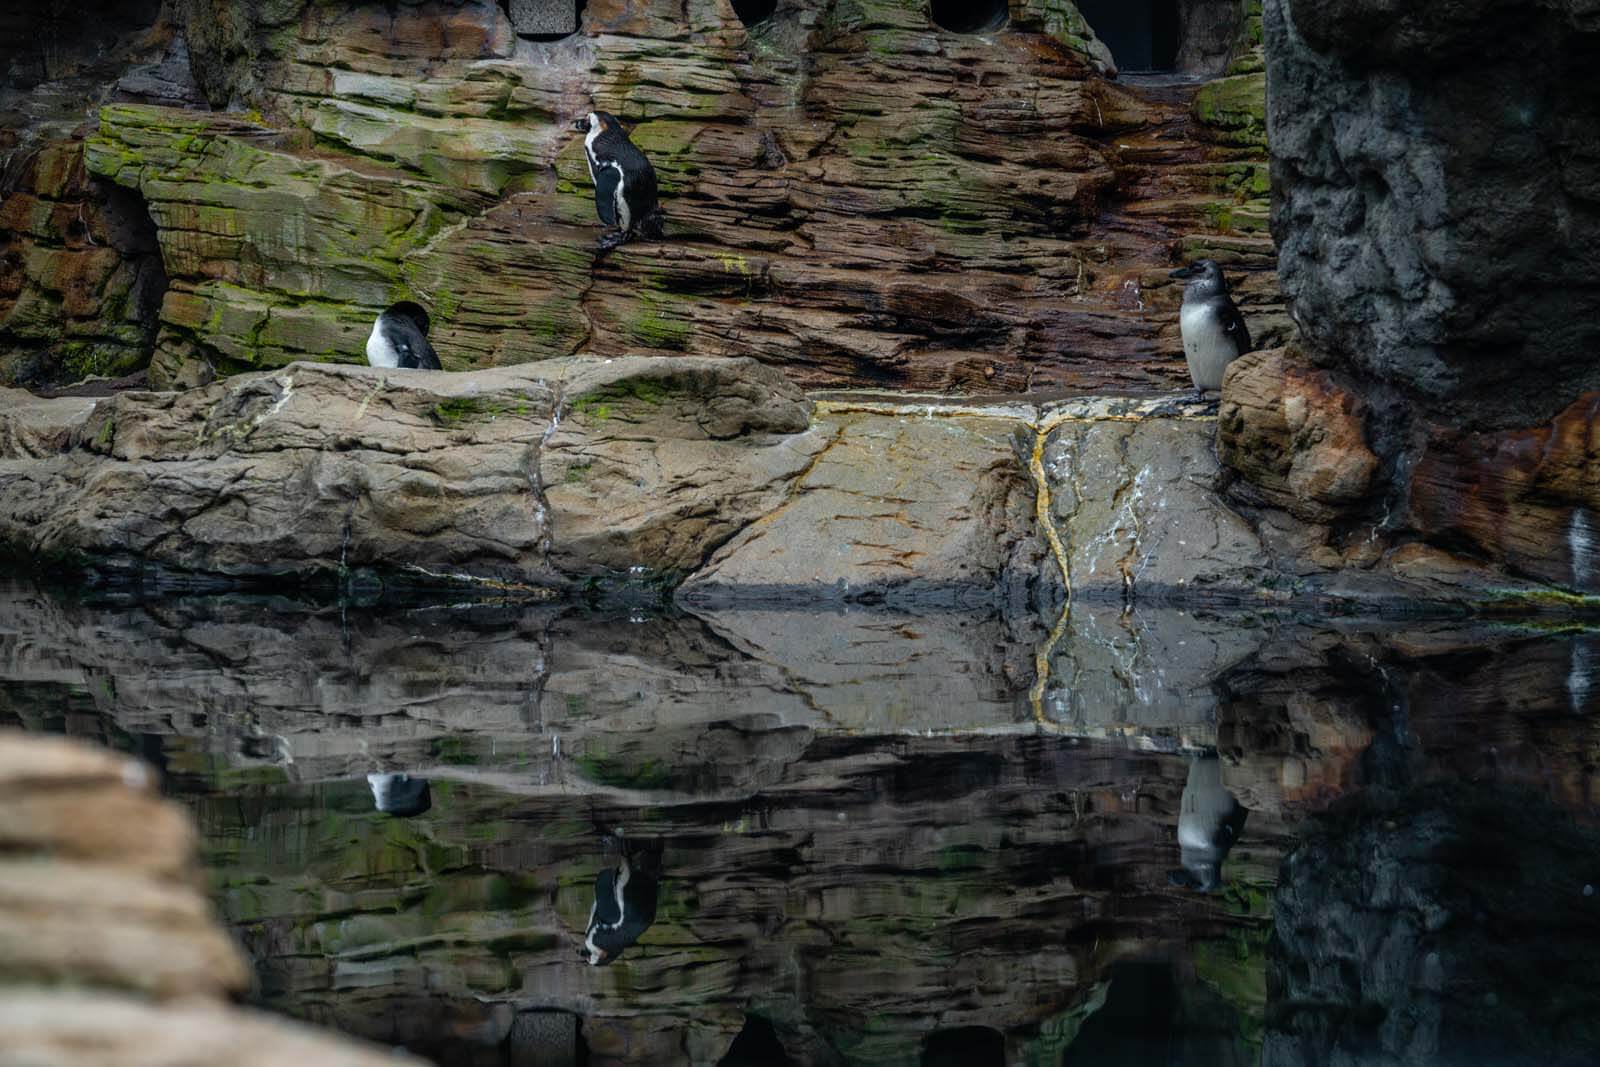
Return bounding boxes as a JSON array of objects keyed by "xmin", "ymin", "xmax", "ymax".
[
  {"xmin": 930, "ymin": 0, "xmax": 1009, "ymax": 35},
  {"xmin": 922, "ymin": 1025, "xmax": 1005, "ymax": 1067},
  {"xmin": 719, "ymin": 1014, "xmax": 795, "ymax": 1065},
  {"xmin": 1075, "ymin": 0, "xmax": 1180, "ymax": 72},
  {"xmin": 1076, "ymin": 0, "xmax": 1245, "ymax": 76},
  {"xmin": 731, "ymin": 0, "xmax": 778, "ymax": 28},
  {"xmin": 502, "ymin": 0, "xmax": 587, "ymax": 42}
]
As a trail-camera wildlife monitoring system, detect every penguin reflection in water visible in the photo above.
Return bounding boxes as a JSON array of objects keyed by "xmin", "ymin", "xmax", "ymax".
[
  {"xmin": 365, "ymin": 301, "xmax": 441, "ymax": 370},
  {"xmin": 1168, "ymin": 752, "xmax": 1247, "ymax": 893},
  {"xmin": 572, "ymin": 111, "xmax": 665, "ymax": 252},
  {"xmin": 579, "ymin": 832, "xmax": 662, "ymax": 966},
  {"xmin": 1169, "ymin": 258, "xmax": 1252, "ymax": 399},
  {"xmin": 366, "ymin": 772, "xmax": 433, "ymax": 818}
]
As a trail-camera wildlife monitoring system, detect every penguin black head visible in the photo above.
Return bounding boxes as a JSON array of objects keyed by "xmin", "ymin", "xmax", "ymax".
[
  {"xmin": 1169, "ymin": 259, "xmax": 1228, "ymax": 292},
  {"xmin": 382, "ymin": 300, "xmax": 431, "ymax": 336},
  {"xmin": 571, "ymin": 111, "xmax": 632, "ymax": 137}
]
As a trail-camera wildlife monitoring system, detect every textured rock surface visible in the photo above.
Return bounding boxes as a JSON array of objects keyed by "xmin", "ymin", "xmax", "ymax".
[
  {"xmin": 0, "ymin": 0, "xmax": 175, "ymax": 388},
  {"xmin": 1265, "ymin": 0, "xmax": 1600, "ymax": 428},
  {"xmin": 0, "ymin": 0, "xmax": 1282, "ymax": 394},
  {"xmin": 0, "ymin": 729, "xmax": 415, "ymax": 1066},
  {"xmin": 1265, "ymin": 786, "xmax": 1600, "ymax": 1067},
  {"xmin": 0, "ymin": 356, "xmax": 815, "ymax": 588}
]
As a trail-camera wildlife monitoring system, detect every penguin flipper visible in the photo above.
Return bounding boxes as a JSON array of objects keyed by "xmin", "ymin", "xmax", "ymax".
[
  {"xmin": 1219, "ymin": 299, "xmax": 1253, "ymax": 355},
  {"xmin": 384, "ymin": 319, "xmax": 438, "ymax": 370},
  {"xmin": 414, "ymin": 337, "xmax": 442, "ymax": 371},
  {"xmin": 593, "ymin": 165, "xmax": 621, "ymax": 228}
]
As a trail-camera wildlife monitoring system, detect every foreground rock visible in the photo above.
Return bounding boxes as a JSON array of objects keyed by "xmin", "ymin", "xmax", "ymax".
[{"xmin": 0, "ymin": 729, "xmax": 415, "ymax": 1066}]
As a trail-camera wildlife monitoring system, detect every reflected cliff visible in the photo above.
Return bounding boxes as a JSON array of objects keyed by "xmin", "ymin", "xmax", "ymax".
[{"xmin": 3, "ymin": 578, "xmax": 1600, "ymax": 1065}]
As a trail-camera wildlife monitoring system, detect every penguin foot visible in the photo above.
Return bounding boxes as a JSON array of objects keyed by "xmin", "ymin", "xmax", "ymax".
[{"xmin": 595, "ymin": 230, "xmax": 628, "ymax": 254}]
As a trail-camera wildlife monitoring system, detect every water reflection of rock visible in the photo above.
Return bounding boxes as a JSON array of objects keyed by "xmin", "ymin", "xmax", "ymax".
[
  {"xmin": 7, "ymin": 582, "xmax": 1600, "ymax": 1063},
  {"xmin": 1266, "ymin": 785, "xmax": 1600, "ymax": 1067}
]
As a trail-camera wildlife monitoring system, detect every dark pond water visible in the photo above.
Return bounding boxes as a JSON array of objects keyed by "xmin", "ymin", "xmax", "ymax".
[{"xmin": 4, "ymin": 577, "xmax": 1600, "ymax": 1066}]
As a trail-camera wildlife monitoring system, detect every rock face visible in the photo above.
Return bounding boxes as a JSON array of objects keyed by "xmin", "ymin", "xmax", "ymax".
[
  {"xmin": 1207, "ymin": 1, "xmax": 1600, "ymax": 599},
  {"xmin": 1265, "ymin": 786, "xmax": 1600, "ymax": 1067},
  {"xmin": 0, "ymin": 729, "xmax": 416, "ymax": 1066},
  {"xmin": 1265, "ymin": 0, "xmax": 1600, "ymax": 430},
  {"xmin": 0, "ymin": 356, "xmax": 815, "ymax": 589},
  {"xmin": 5, "ymin": 0, "xmax": 1280, "ymax": 394},
  {"xmin": 0, "ymin": 365, "xmax": 1304, "ymax": 605}
]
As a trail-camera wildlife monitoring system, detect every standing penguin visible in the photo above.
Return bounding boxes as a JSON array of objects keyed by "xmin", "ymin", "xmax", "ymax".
[
  {"xmin": 1168, "ymin": 258, "xmax": 1252, "ymax": 397},
  {"xmin": 578, "ymin": 832, "xmax": 662, "ymax": 966},
  {"xmin": 571, "ymin": 111, "xmax": 664, "ymax": 252},
  {"xmin": 1167, "ymin": 752, "xmax": 1248, "ymax": 893},
  {"xmin": 365, "ymin": 301, "xmax": 441, "ymax": 370}
]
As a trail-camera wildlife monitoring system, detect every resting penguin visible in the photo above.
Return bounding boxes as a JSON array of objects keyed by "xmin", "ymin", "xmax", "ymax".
[
  {"xmin": 366, "ymin": 772, "xmax": 432, "ymax": 818},
  {"xmin": 578, "ymin": 833, "xmax": 662, "ymax": 966},
  {"xmin": 1169, "ymin": 258, "xmax": 1252, "ymax": 397},
  {"xmin": 365, "ymin": 301, "xmax": 441, "ymax": 370},
  {"xmin": 571, "ymin": 111, "xmax": 664, "ymax": 252},
  {"xmin": 1167, "ymin": 753, "xmax": 1248, "ymax": 893}
]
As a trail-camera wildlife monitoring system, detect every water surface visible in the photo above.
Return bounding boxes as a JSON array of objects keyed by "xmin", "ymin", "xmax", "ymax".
[{"xmin": 3, "ymin": 578, "xmax": 1598, "ymax": 1066}]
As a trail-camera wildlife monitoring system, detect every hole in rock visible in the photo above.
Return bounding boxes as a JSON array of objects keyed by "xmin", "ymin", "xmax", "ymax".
[
  {"xmin": 930, "ymin": 0, "xmax": 1009, "ymax": 34},
  {"xmin": 1075, "ymin": 0, "xmax": 1179, "ymax": 71},
  {"xmin": 922, "ymin": 1026, "xmax": 1005, "ymax": 1067},
  {"xmin": 503, "ymin": 0, "xmax": 587, "ymax": 42},
  {"xmin": 731, "ymin": 0, "xmax": 778, "ymax": 28},
  {"xmin": 1077, "ymin": 0, "xmax": 1244, "ymax": 76},
  {"xmin": 719, "ymin": 1014, "xmax": 795, "ymax": 1065}
]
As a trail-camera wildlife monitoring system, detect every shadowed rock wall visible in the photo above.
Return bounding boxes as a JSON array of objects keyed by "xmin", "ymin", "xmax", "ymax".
[{"xmin": 1217, "ymin": 1, "xmax": 1600, "ymax": 600}]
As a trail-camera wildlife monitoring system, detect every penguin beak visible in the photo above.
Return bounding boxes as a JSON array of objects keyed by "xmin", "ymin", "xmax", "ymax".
[
  {"xmin": 571, "ymin": 118, "xmax": 589, "ymax": 132},
  {"xmin": 1169, "ymin": 264, "xmax": 1199, "ymax": 280}
]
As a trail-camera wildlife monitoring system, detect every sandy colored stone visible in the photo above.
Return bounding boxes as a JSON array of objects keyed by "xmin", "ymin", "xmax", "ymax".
[
  {"xmin": 0, "ymin": 991, "xmax": 422, "ymax": 1067},
  {"xmin": 0, "ymin": 390, "xmax": 100, "ymax": 459},
  {"xmin": 1218, "ymin": 347, "xmax": 1379, "ymax": 523},
  {"xmin": 679, "ymin": 410, "xmax": 1035, "ymax": 604}
]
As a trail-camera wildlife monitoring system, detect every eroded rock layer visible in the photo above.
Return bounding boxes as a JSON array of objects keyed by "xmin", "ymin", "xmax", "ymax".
[{"xmin": 6, "ymin": 0, "xmax": 1279, "ymax": 393}]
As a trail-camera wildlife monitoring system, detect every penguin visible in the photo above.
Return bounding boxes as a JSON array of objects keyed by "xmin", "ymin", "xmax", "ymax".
[
  {"xmin": 365, "ymin": 301, "xmax": 441, "ymax": 370},
  {"xmin": 570, "ymin": 111, "xmax": 664, "ymax": 252},
  {"xmin": 578, "ymin": 833, "xmax": 661, "ymax": 966},
  {"xmin": 366, "ymin": 772, "xmax": 432, "ymax": 817},
  {"xmin": 1168, "ymin": 258, "xmax": 1252, "ymax": 397},
  {"xmin": 1167, "ymin": 752, "xmax": 1247, "ymax": 893}
]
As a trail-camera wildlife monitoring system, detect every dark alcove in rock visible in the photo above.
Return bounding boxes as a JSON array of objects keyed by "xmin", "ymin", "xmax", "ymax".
[
  {"xmin": 719, "ymin": 1014, "xmax": 795, "ymax": 1065},
  {"xmin": 1077, "ymin": 0, "xmax": 1242, "ymax": 76},
  {"xmin": 930, "ymin": 0, "xmax": 1009, "ymax": 34},
  {"xmin": 503, "ymin": 0, "xmax": 587, "ymax": 41},
  {"xmin": 922, "ymin": 1026, "xmax": 1005, "ymax": 1066},
  {"xmin": 731, "ymin": 0, "xmax": 778, "ymax": 28}
]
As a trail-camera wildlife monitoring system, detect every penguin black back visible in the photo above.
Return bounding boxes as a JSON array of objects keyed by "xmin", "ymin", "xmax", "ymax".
[{"xmin": 366, "ymin": 300, "xmax": 442, "ymax": 370}]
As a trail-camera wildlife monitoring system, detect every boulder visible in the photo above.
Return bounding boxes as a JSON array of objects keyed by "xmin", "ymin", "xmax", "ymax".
[{"xmin": 0, "ymin": 356, "xmax": 815, "ymax": 588}]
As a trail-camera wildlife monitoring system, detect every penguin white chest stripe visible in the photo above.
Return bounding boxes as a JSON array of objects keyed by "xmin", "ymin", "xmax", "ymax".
[
  {"xmin": 608, "ymin": 161, "xmax": 630, "ymax": 231},
  {"xmin": 1180, "ymin": 302, "xmax": 1237, "ymax": 391},
  {"xmin": 365, "ymin": 322, "xmax": 399, "ymax": 369}
]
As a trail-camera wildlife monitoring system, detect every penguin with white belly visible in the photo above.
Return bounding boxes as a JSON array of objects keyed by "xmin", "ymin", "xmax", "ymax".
[
  {"xmin": 366, "ymin": 772, "xmax": 433, "ymax": 817},
  {"xmin": 1169, "ymin": 259, "xmax": 1252, "ymax": 398},
  {"xmin": 364, "ymin": 301, "xmax": 442, "ymax": 370},
  {"xmin": 571, "ymin": 111, "xmax": 664, "ymax": 252},
  {"xmin": 578, "ymin": 832, "xmax": 662, "ymax": 966},
  {"xmin": 1168, "ymin": 752, "xmax": 1247, "ymax": 893}
]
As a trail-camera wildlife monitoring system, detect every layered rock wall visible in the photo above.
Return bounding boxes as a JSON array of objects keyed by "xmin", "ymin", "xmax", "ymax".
[{"xmin": 6, "ymin": 0, "xmax": 1278, "ymax": 393}]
